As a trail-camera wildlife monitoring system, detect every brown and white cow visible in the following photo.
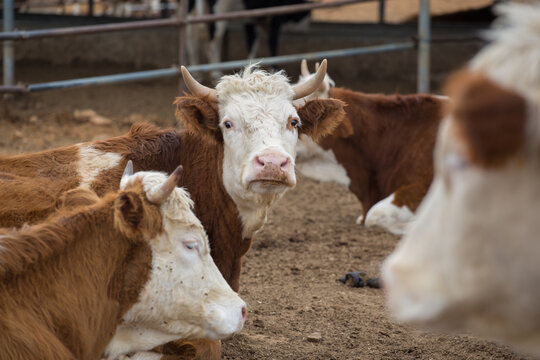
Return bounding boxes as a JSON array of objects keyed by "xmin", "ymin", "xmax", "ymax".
[
  {"xmin": 0, "ymin": 62, "xmax": 345, "ymax": 358},
  {"xmin": 0, "ymin": 163, "xmax": 246, "ymax": 360},
  {"xmin": 382, "ymin": 2, "xmax": 540, "ymax": 355},
  {"xmin": 295, "ymin": 60, "xmax": 449, "ymax": 235}
]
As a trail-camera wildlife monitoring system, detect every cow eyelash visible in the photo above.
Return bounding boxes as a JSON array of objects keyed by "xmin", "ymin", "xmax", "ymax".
[{"xmin": 183, "ymin": 242, "xmax": 198, "ymax": 251}]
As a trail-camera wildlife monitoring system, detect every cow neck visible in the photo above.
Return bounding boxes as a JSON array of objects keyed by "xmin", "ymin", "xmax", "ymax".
[
  {"xmin": 0, "ymin": 197, "xmax": 153, "ymax": 359},
  {"xmin": 174, "ymin": 131, "xmax": 249, "ymax": 287}
]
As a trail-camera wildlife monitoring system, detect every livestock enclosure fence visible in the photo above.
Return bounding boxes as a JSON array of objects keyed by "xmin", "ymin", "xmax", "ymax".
[{"xmin": 1, "ymin": 0, "xmax": 449, "ymax": 94}]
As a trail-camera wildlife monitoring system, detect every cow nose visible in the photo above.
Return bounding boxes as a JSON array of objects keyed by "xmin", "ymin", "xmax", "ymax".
[
  {"xmin": 241, "ymin": 306, "xmax": 247, "ymax": 324},
  {"xmin": 253, "ymin": 153, "xmax": 291, "ymax": 172}
]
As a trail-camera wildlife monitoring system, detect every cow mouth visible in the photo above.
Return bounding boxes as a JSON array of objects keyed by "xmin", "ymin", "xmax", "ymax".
[{"xmin": 248, "ymin": 178, "xmax": 293, "ymax": 194}]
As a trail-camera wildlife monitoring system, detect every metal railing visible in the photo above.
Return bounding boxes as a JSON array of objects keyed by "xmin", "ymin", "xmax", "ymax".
[{"xmin": 1, "ymin": 0, "xmax": 434, "ymax": 94}]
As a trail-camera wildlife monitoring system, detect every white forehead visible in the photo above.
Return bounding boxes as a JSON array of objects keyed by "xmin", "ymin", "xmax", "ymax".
[
  {"xmin": 120, "ymin": 171, "xmax": 204, "ymax": 231},
  {"xmin": 469, "ymin": 3, "xmax": 540, "ymax": 99},
  {"xmin": 215, "ymin": 65, "xmax": 297, "ymax": 125}
]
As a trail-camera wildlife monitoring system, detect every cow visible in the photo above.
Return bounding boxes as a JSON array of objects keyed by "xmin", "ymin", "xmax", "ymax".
[
  {"xmin": 0, "ymin": 162, "xmax": 246, "ymax": 360},
  {"xmin": 382, "ymin": 2, "xmax": 540, "ymax": 356},
  {"xmin": 0, "ymin": 61, "xmax": 345, "ymax": 359},
  {"xmin": 294, "ymin": 60, "xmax": 449, "ymax": 235}
]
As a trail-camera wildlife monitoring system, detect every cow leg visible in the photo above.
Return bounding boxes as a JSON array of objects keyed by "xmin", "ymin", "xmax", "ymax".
[
  {"xmin": 268, "ymin": 17, "xmax": 282, "ymax": 57},
  {"xmin": 207, "ymin": 0, "xmax": 234, "ymax": 82},
  {"xmin": 364, "ymin": 190, "xmax": 415, "ymax": 235}
]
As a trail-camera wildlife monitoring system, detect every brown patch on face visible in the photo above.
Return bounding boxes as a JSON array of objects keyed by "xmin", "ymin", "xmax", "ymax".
[
  {"xmin": 296, "ymin": 99, "xmax": 347, "ymax": 142},
  {"xmin": 445, "ymin": 70, "xmax": 527, "ymax": 168},
  {"xmin": 174, "ymin": 95, "xmax": 222, "ymax": 145}
]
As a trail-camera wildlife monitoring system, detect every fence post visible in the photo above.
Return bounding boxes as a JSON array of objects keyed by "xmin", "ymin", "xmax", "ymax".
[
  {"xmin": 3, "ymin": 0, "xmax": 15, "ymax": 88},
  {"xmin": 177, "ymin": 0, "xmax": 188, "ymax": 94},
  {"xmin": 417, "ymin": 0, "xmax": 430, "ymax": 93},
  {"xmin": 378, "ymin": 0, "xmax": 385, "ymax": 24}
]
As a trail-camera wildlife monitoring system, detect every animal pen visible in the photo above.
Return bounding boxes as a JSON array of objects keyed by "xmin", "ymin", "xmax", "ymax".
[{"xmin": 0, "ymin": 0, "xmax": 432, "ymax": 94}]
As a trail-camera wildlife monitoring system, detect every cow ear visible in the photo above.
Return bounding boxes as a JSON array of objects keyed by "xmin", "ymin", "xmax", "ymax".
[
  {"xmin": 297, "ymin": 99, "xmax": 347, "ymax": 142},
  {"xmin": 114, "ymin": 191, "xmax": 144, "ymax": 235},
  {"xmin": 332, "ymin": 116, "xmax": 354, "ymax": 138},
  {"xmin": 174, "ymin": 95, "xmax": 222, "ymax": 144},
  {"xmin": 445, "ymin": 71, "xmax": 527, "ymax": 168}
]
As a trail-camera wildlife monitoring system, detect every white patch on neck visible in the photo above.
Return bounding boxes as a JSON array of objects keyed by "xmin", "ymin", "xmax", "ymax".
[
  {"xmin": 105, "ymin": 327, "xmax": 176, "ymax": 360},
  {"xmin": 295, "ymin": 135, "xmax": 350, "ymax": 187},
  {"xmin": 364, "ymin": 193, "xmax": 415, "ymax": 235},
  {"xmin": 77, "ymin": 145, "xmax": 122, "ymax": 189}
]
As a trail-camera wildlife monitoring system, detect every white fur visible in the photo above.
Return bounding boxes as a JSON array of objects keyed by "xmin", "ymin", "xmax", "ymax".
[
  {"xmin": 364, "ymin": 193, "xmax": 414, "ymax": 235},
  {"xmin": 77, "ymin": 145, "xmax": 122, "ymax": 189},
  {"xmin": 295, "ymin": 135, "xmax": 350, "ymax": 187},
  {"xmin": 105, "ymin": 171, "xmax": 245, "ymax": 359},
  {"xmin": 383, "ymin": 3, "xmax": 540, "ymax": 355},
  {"xmin": 215, "ymin": 65, "xmax": 301, "ymax": 238}
]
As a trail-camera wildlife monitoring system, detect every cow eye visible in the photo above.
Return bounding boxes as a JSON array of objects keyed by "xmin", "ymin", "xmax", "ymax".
[
  {"xmin": 445, "ymin": 152, "xmax": 468, "ymax": 172},
  {"xmin": 183, "ymin": 241, "xmax": 198, "ymax": 251},
  {"xmin": 224, "ymin": 120, "xmax": 233, "ymax": 129},
  {"xmin": 289, "ymin": 117, "xmax": 300, "ymax": 130}
]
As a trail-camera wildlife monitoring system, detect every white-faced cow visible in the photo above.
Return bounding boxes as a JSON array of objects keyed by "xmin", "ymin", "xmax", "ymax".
[
  {"xmin": 383, "ymin": 2, "xmax": 540, "ymax": 355},
  {"xmin": 0, "ymin": 163, "xmax": 246, "ymax": 360},
  {"xmin": 0, "ymin": 61, "xmax": 345, "ymax": 359},
  {"xmin": 294, "ymin": 60, "xmax": 449, "ymax": 235}
]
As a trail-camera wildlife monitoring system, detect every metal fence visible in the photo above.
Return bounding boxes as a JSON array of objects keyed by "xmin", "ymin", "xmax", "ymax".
[{"xmin": 1, "ymin": 0, "xmax": 433, "ymax": 94}]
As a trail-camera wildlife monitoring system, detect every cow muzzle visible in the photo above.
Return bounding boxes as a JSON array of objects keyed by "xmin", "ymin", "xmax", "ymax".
[{"xmin": 248, "ymin": 151, "xmax": 295, "ymax": 194}]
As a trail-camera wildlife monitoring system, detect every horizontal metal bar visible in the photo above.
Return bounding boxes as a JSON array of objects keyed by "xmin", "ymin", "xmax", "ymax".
[
  {"xmin": 0, "ymin": 0, "xmax": 372, "ymax": 41},
  {"xmin": 2, "ymin": 42, "xmax": 414, "ymax": 93},
  {"xmin": 0, "ymin": 18, "xmax": 179, "ymax": 40},
  {"xmin": 188, "ymin": 42, "xmax": 415, "ymax": 72},
  {"xmin": 27, "ymin": 66, "xmax": 179, "ymax": 91},
  {"xmin": 0, "ymin": 85, "xmax": 28, "ymax": 92}
]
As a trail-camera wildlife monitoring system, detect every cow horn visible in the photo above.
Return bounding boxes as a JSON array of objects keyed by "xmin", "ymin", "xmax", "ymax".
[
  {"xmin": 292, "ymin": 59, "xmax": 327, "ymax": 100},
  {"xmin": 148, "ymin": 165, "xmax": 183, "ymax": 204},
  {"xmin": 181, "ymin": 66, "xmax": 218, "ymax": 102},
  {"xmin": 315, "ymin": 62, "xmax": 320, "ymax": 71},
  {"xmin": 121, "ymin": 160, "xmax": 134, "ymax": 181},
  {"xmin": 300, "ymin": 59, "xmax": 310, "ymax": 77}
]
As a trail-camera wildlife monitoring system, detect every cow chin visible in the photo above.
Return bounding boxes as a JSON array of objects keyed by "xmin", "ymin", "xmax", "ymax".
[{"xmin": 248, "ymin": 179, "xmax": 294, "ymax": 194}]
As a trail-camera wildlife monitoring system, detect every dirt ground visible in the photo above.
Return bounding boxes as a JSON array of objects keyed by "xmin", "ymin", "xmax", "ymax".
[{"xmin": 0, "ymin": 66, "xmax": 533, "ymax": 360}]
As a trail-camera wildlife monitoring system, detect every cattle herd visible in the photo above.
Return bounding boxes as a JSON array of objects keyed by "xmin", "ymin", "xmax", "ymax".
[{"xmin": 1, "ymin": 2, "xmax": 539, "ymax": 359}]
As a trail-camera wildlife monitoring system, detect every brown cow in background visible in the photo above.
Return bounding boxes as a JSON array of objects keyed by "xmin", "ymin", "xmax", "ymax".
[{"xmin": 295, "ymin": 60, "xmax": 448, "ymax": 235}]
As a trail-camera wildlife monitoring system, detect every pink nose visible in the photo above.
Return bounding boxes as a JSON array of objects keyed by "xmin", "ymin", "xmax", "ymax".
[
  {"xmin": 253, "ymin": 152, "xmax": 291, "ymax": 172},
  {"xmin": 241, "ymin": 307, "xmax": 247, "ymax": 324}
]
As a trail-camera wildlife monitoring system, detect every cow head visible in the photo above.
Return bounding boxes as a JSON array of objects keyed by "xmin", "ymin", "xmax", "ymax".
[
  {"xmin": 105, "ymin": 162, "xmax": 246, "ymax": 358},
  {"xmin": 382, "ymin": 4, "xmax": 540, "ymax": 353},
  {"xmin": 175, "ymin": 61, "xmax": 346, "ymax": 236}
]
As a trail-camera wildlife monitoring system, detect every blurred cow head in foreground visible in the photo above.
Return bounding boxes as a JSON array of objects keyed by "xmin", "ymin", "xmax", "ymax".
[{"xmin": 383, "ymin": 3, "xmax": 540, "ymax": 355}]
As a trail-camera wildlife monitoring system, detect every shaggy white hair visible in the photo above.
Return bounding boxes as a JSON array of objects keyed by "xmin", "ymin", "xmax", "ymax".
[{"xmin": 215, "ymin": 64, "xmax": 295, "ymax": 103}]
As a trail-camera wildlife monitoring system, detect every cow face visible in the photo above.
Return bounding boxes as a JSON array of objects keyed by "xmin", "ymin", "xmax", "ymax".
[
  {"xmin": 382, "ymin": 72, "xmax": 540, "ymax": 352},
  {"xmin": 105, "ymin": 165, "xmax": 246, "ymax": 358},
  {"xmin": 175, "ymin": 62, "xmax": 346, "ymax": 235}
]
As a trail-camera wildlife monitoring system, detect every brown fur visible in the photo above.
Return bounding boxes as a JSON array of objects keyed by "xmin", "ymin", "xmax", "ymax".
[
  {"xmin": 445, "ymin": 71, "xmax": 527, "ymax": 168},
  {"xmin": 0, "ymin": 94, "xmax": 346, "ymax": 359},
  {"xmin": 297, "ymin": 99, "xmax": 347, "ymax": 142},
  {"xmin": 320, "ymin": 87, "xmax": 448, "ymax": 219},
  {"xmin": 0, "ymin": 179, "xmax": 161, "ymax": 360}
]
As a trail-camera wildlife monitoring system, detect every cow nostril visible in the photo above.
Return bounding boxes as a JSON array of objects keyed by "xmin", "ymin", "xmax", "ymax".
[
  {"xmin": 241, "ymin": 307, "xmax": 247, "ymax": 323},
  {"xmin": 280, "ymin": 158, "xmax": 290, "ymax": 168},
  {"xmin": 255, "ymin": 156, "xmax": 265, "ymax": 167}
]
